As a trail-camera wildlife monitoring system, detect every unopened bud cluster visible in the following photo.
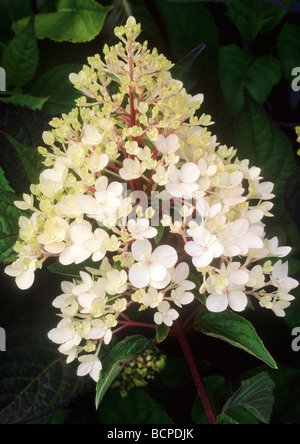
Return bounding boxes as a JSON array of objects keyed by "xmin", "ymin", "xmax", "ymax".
[{"xmin": 112, "ymin": 348, "xmax": 166, "ymax": 397}]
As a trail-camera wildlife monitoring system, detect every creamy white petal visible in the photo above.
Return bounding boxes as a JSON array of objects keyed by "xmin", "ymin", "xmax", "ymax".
[
  {"xmin": 228, "ymin": 291, "xmax": 248, "ymax": 312},
  {"xmin": 131, "ymin": 239, "xmax": 152, "ymax": 261},
  {"xmin": 153, "ymin": 245, "xmax": 178, "ymax": 268},
  {"xmin": 206, "ymin": 293, "xmax": 228, "ymax": 313},
  {"xmin": 129, "ymin": 263, "xmax": 150, "ymax": 288}
]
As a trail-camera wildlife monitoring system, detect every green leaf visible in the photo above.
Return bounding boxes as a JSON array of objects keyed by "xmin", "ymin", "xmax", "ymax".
[
  {"xmin": 194, "ymin": 309, "xmax": 277, "ymax": 369},
  {"xmin": 1, "ymin": 18, "xmax": 39, "ymax": 88},
  {"xmin": 98, "ymin": 388, "xmax": 174, "ymax": 424},
  {"xmin": 33, "ymin": 0, "xmax": 111, "ymax": 43},
  {"xmin": 156, "ymin": 323, "xmax": 170, "ymax": 344},
  {"xmin": 0, "ymin": 0, "xmax": 32, "ymax": 45},
  {"xmin": 191, "ymin": 375, "xmax": 232, "ymax": 424},
  {"xmin": 0, "ymin": 190, "xmax": 21, "ymax": 262},
  {"xmin": 159, "ymin": 357, "xmax": 192, "ymax": 388},
  {"xmin": 0, "ymin": 306, "xmax": 89, "ymax": 424},
  {"xmin": 235, "ymin": 94, "xmax": 297, "ymax": 201},
  {"xmin": 0, "ymin": 95, "xmax": 48, "ymax": 110},
  {"xmin": 222, "ymin": 372, "xmax": 276, "ymax": 424},
  {"xmin": 153, "ymin": 1, "xmax": 219, "ymax": 84},
  {"xmin": 30, "ymin": 64, "xmax": 81, "ymax": 114},
  {"xmin": 171, "ymin": 43, "xmax": 206, "ymax": 91},
  {"xmin": 48, "ymin": 258, "xmax": 96, "ymax": 278},
  {"xmin": 278, "ymin": 23, "xmax": 300, "ymax": 83},
  {"xmin": 96, "ymin": 335, "xmax": 152, "ymax": 409},
  {"xmin": 0, "ymin": 166, "xmax": 14, "ymax": 192},
  {"xmin": 219, "ymin": 45, "xmax": 281, "ymax": 117},
  {"xmin": 154, "ymin": 224, "xmax": 165, "ymax": 245},
  {"xmin": 0, "ymin": 166, "xmax": 22, "ymax": 263},
  {"xmin": 0, "ymin": 133, "xmax": 43, "ymax": 185},
  {"xmin": 216, "ymin": 413, "xmax": 239, "ymax": 424},
  {"xmin": 36, "ymin": 409, "xmax": 72, "ymax": 424},
  {"xmin": 226, "ymin": 0, "xmax": 291, "ymax": 43},
  {"xmin": 0, "ymin": 101, "xmax": 49, "ymax": 195}
]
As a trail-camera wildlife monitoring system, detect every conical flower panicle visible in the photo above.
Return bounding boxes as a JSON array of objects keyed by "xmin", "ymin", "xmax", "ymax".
[{"xmin": 5, "ymin": 17, "xmax": 298, "ymax": 382}]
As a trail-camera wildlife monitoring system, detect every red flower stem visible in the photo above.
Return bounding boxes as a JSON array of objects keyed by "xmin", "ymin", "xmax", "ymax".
[
  {"xmin": 178, "ymin": 252, "xmax": 188, "ymax": 263},
  {"xmin": 173, "ymin": 319, "xmax": 216, "ymax": 425},
  {"xmin": 118, "ymin": 320, "xmax": 157, "ymax": 330},
  {"xmin": 182, "ymin": 304, "xmax": 203, "ymax": 330},
  {"xmin": 108, "ymin": 162, "xmax": 120, "ymax": 173}
]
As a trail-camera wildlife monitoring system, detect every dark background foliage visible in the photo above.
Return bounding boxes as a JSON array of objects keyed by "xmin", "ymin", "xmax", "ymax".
[{"xmin": 0, "ymin": 0, "xmax": 300, "ymax": 424}]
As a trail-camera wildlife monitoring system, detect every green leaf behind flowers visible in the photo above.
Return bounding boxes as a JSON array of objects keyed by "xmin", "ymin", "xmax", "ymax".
[
  {"xmin": 194, "ymin": 309, "xmax": 277, "ymax": 369},
  {"xmin": 96, "ymin": 335, "xmax": 152, "ymax": 409},
  {"xmin": 222, "ymin": 372, "xmax": 276, "ymax": 424}
]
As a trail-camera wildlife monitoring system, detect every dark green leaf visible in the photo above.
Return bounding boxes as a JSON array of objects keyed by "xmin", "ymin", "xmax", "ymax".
[
  {"xmin": 156, "ymin": 323, "xmax": 170, "ymax": 344},
  {"xmin": 191, "ymin": 375, "xmax": 232, "ymax": 424},
  {"xmin": 219, "ymin": 45, "xmax": 281, "ymax": 116},
  {"xmin": 154, "ymin": 224, "xmax": 165, "ymax": 245},
  {"xmin": 153, "ymin": 1, "xmax": 219, "ymax": 84},
  {"xmin": 216, "ymin": 413, "xmax": 239, "ymax": 424},
  {"xmin": 0, "ymin": 101, "xmax": 50, "ymax": 147},
  {"xmin": 1, "ymin": 18, "xmax": 39, "ymax": 88},
  {"xmin": 1, "ymin": 133, "xmax": 43, "ymax": 185},
  {"xmin": 0, "ymin": 95, "xmax": 48, "ymax": 110},
  {"xmin": 96, "ymin": 335, "xmax": 152, "ymax": 409},
  {"xmin": 36, "ymin": 409, "xmax": 72, "ymax": 424},
  {"xmin": 0, "ymin": 167, "xmax": 13, "ymax": 192},
  {"xmin": 222, "ymin": 406, "xmax": 260, "ymax": 424},
  {"xmin": 33, "ymin": 0, "xmax": 112, "ymax": 43},
  {"xmin": 0, "ymin": 102, "xmax": 49, "ymax": 194},
  {"xmin": 0, "ymin": 0, "xmax": 32, "ymax": 45},
  {"xmin": 0, "ymin": 190, "xmax": 21, "ymax": 262},
  {"xmin": 171, "ymin": 43, "xmax": 206, "ymax": 91},
  {"xmin": 159, "ymin": 356, "xmax": 192, "ymax": 388},
  {"xmin": 278, "ymin": 23, "xmax": 300, "ymax": 83},
  {"xmin": 99, "ymin": 388, "xmax": 174, "ymax": 424},
  {"xmin": 48, "ymin": 259, "xmax": 96, "ymax": 278},
  {"xmin": 0, "ymin": 307, "xmax": 89, "ymax": 424},
  {"xmin": 222, "ymin": 372, "xmax": 276, "ymax": 424},
  {"xmin": 227, "ymin": 0, "xmax": 291, "ymax": 43},
  {"xmin": 235, "ymin": 95, "xmax": 297, "ymax": 200},
  {"xmin": 194, "ymin": 309, "xmax": 277, "ymax": 368},
  {"xmin": 30, "ymin": 64, "xmax": 81, "ymax": 114}
]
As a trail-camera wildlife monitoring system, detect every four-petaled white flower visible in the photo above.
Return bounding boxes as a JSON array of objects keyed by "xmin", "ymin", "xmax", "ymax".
[
  {"xmin": 271, "ymin": 260, "xmax": 299, "ymax": 294},
  {"xmin": 59, "ymin": 221, "xmax": 108, "ymax": 265},
  {"xmin": 154, "ymin": 301, "xmax": 179, "ymax": 326},
  {"xmin": 171, "ymin": 287, "xmax": 194, "ymax": 308},
  {"xmin": 78, "ymin": 176, "xmax": 124, "ymax": 224},
  {"xmin": 119, "ymin": 158, "xmax": 146, "ymax": 181},
  {"xmin": 142, "ymin": 287, "xmax": 164, "ymax": 308},
  {"xmin": 222, "ymin": 219, "xmax": 264, "ymax": 257},
  {"xmin": 48, "ymin": 318, "xmax": 82, "ymax": 354},
  {"xmin": 129, "ymin": 240, "xmax": 178, "ymax": 289},
  {"xmin": 77, "ymin": 354, "xmax": 102, "ymax": 382},
  {"xmin": 5, "ymin": 255, "xmax": 37, "ymax": 290},
  {"xmin": 166, "ymin": 163, "xmax": 200, "ymax": 198},
  {"xmin": 206, "ymin": 262, "xmax": 250, "ymax": 313},
  {"xmin": 185, "ymin": 226, "xmax": 224, "ymax": 268},
  {"xmin": 155, "ymin": 134, "xmax": 180, "ymax": 154},
  {"xmin": 81, "ymin": 124, "xmax": 103, "ymax": 146},
  {"xmin": 127, "ymin": 218, "xmax": 158, "ymax": 240},
  {"xmin": 88, "ymin": 319, "xmax": 113, "ymax": 344}
]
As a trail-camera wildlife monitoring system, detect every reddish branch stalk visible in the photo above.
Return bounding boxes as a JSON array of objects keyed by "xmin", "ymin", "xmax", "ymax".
[{"xmin": 173, "ymin": 320, "xmax": 216, "ymax": 425}]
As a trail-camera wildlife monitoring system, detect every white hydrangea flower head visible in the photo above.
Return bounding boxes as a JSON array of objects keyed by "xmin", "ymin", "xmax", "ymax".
[{"xmin": 4, "ymin": 15, "xmax": 298, "ymax": 383}]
